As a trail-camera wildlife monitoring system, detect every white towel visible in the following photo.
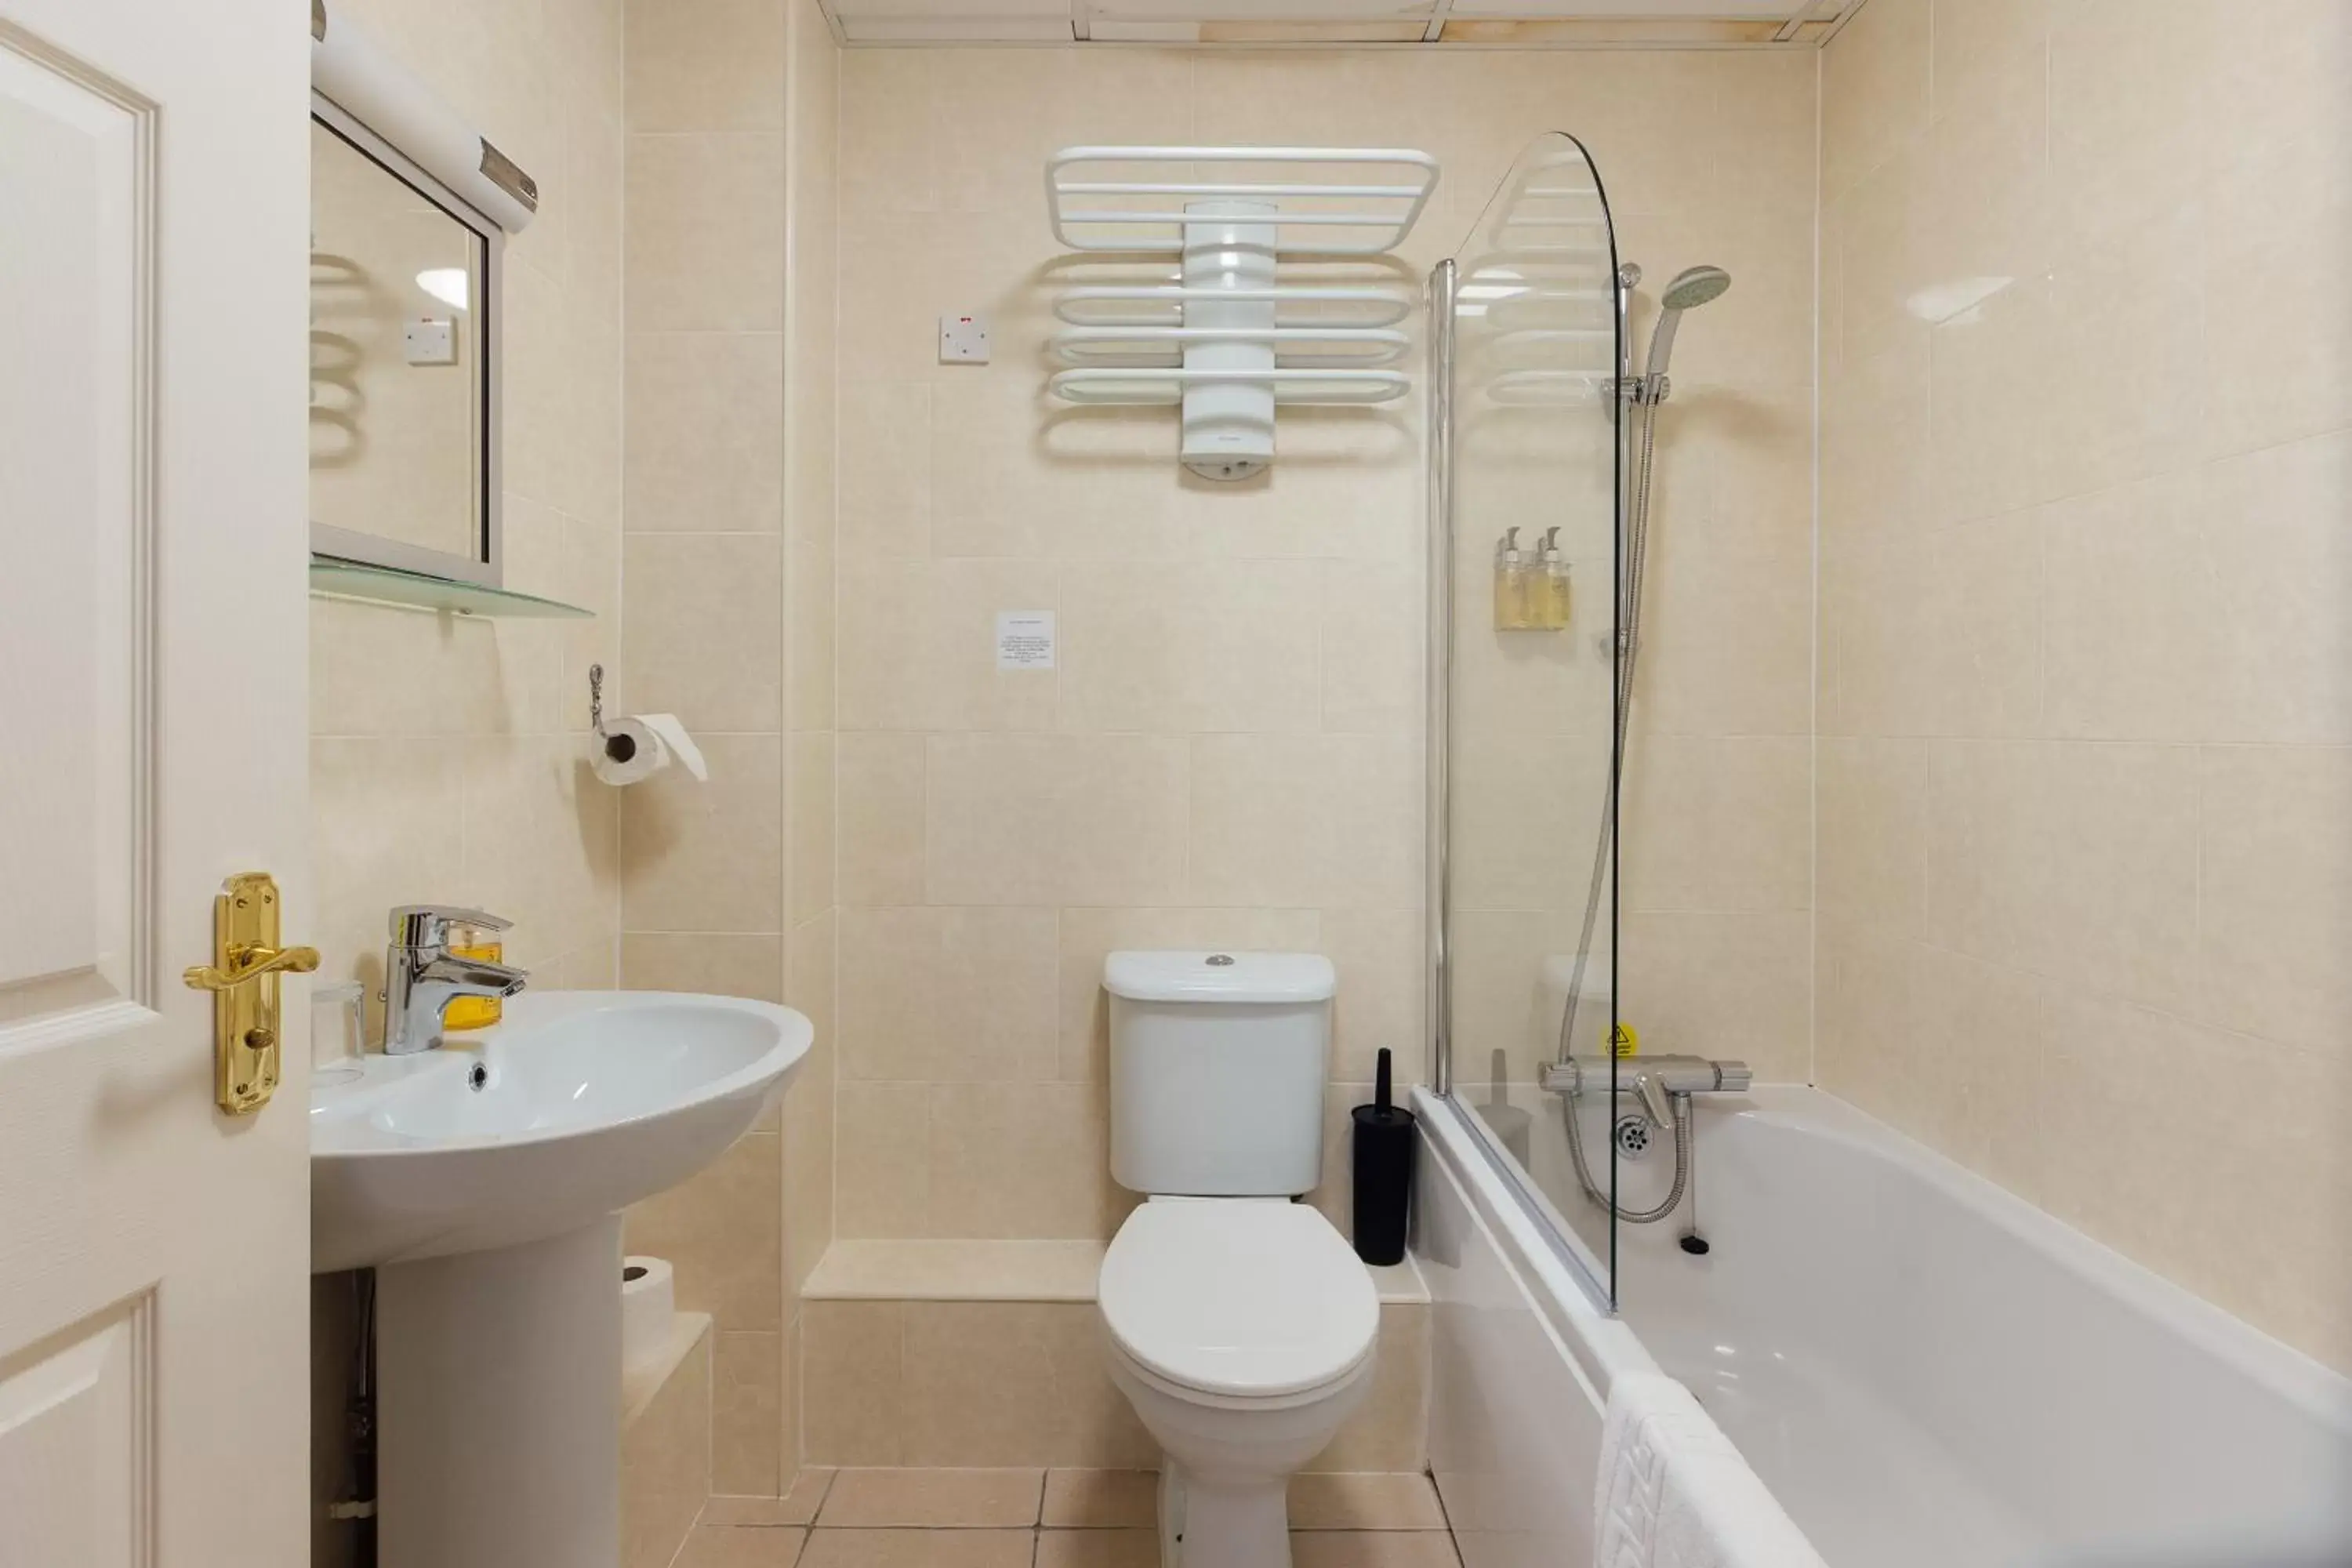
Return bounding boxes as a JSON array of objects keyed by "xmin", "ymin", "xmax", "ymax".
[{"xmin": 1595, "ymin": 1372, "xmax": 1828, "ymax": 1568}]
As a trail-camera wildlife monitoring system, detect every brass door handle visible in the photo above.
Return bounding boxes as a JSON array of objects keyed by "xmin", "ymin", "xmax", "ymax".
[{"xmin": 183, "ymin": 942, "xmax": 321, "ymax": 993}]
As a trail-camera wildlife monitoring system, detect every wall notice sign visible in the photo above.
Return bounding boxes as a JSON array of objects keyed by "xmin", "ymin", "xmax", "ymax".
[{"xmin": 996, "ymin": 611, "xmax": 1055, "ymax": 670}]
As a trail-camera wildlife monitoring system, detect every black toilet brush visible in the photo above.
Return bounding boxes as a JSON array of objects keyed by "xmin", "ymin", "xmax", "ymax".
[{"xmin": 1350, "ymin": 1048, "xmax": 1416, "ymax": 1267}]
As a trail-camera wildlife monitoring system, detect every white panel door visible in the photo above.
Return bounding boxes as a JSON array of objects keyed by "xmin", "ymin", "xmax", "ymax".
[{"xmin": 0, "ymin": 0, "xmax": 310, "ymax": 1563}]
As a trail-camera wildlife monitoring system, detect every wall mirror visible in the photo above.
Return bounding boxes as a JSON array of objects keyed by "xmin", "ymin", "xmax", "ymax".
[{"xmin": 308, "ymin": 92, "xmax": 503, "ymax": 586}]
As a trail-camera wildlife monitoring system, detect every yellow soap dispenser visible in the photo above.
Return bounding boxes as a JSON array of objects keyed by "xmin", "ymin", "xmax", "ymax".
[
  {"xmin": 440, "ymin": 922, "xmax": 506, "ymax": 1031},
  {"xmin": 1494, "ymin": 527, "xmax": 1530, "ymax": 630},
  {"xmin": 1537, "ymin": 526, "xmax": 1572, "ymax": 629}
]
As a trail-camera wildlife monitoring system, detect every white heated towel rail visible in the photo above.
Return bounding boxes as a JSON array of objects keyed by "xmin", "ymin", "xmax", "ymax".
[{"xmin": 1044, "ymin": 145, "xmax": 1439, "ymax": 480}]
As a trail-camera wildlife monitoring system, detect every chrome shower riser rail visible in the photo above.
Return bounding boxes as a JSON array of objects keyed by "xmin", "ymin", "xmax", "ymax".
[{"xmin": 1425, "ymin": 256, "xmax": 1457, "ymax": 1096}]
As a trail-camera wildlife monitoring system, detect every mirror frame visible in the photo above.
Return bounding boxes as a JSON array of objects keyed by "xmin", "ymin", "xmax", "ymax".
[{"xmin": 308, "ymin": 89, "xmax": 504, "ymax": 589}]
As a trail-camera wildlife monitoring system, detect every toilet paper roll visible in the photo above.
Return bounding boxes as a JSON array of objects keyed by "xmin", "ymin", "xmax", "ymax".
[
  {"xmin": 620, "ymin": 1255, "xmax": 676, "ymax": 1373},
  {"xmin": 592, "ymin": 713, "xmax": 710, "ymax": 787}
]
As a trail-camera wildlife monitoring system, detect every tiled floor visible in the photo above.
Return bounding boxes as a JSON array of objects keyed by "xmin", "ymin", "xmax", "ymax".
[{"xmin": 682, "ymin": 1468, "xmax": 1462, "ymax": 1567}]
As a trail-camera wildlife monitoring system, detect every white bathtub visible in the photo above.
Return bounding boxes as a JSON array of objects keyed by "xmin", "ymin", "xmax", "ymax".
[{"xmin": 1417, "ymin": 1084, "xmax": 2352, "ymax": 1568}]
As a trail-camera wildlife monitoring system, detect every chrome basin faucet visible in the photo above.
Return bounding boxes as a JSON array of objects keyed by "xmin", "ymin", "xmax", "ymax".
[{"xmin": 383, "ymin": 905, "xmax": 529, "ymax": 1055}]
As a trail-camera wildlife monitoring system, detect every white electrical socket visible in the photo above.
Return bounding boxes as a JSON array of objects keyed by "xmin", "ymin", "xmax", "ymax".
[
  {"xmin": 403, "ymin": 318, "xmax": 457, "ymax": 366},
  {"xmin": 938, "ymin": 313, "xmax": 989, "ymax": 364}
]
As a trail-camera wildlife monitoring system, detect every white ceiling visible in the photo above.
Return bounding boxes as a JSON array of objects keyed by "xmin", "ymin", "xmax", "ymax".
[{"xmin": 820, "ymin": 0, "xmax": 1860, "ymax": 46}]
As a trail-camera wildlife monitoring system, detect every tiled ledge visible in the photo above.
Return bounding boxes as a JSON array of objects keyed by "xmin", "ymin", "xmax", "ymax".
[{"xmin": 804, "ymin": 1238, "xmax": 1430, "ymax": 1305}]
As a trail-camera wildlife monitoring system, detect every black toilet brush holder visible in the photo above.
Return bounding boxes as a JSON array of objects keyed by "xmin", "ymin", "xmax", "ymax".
[{"xmin": 1350, "ymin": 1047, "xmax": 1416, "ymax": 1267}]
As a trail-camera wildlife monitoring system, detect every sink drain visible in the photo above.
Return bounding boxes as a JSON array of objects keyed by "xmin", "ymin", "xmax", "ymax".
[{"xmin": 467, "ymin": 1062, "xmax": 489, "ymax": 1091}]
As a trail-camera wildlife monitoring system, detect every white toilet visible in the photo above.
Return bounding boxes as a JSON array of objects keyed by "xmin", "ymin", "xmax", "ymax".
[{"xmin": 1096, "ymin": 950, "xmax": 1380, "ymax": 1568}]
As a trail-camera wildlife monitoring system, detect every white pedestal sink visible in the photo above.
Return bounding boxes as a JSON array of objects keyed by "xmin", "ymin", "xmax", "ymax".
[{"xmin": 311, "ymin": 990, "xmax": 811, "ymax": 1568}]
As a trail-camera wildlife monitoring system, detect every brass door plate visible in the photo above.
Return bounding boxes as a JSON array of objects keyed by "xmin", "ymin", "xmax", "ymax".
[{"xmin": 186, "ymin": 872, "xmax": 318, "ymax": 1116}]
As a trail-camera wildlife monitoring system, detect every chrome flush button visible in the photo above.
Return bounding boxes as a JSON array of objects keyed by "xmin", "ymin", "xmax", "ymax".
[{"xmin": 1205, "ymin": 953, "xmax": 1235, "ymax": 966}]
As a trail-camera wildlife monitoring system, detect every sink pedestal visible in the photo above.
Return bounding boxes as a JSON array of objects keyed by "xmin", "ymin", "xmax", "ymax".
[{"xmin": 377, "ymin": 1214, "xmax": 624, "ymax": 1568}]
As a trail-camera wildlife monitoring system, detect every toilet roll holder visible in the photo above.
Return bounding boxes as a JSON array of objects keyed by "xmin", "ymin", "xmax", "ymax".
[{"xmin": 587, "ymin": 664, "xmax": 635, "ymax": 765}]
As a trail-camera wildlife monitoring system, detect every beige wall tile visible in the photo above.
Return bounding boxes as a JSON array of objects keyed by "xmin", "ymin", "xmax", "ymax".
[
  {"xmin": 1820, "ymin": 531, "xmax": 1929, "ymax": 740},
  {"xmin": 620, "ymin": 732, "xmax": 785, "ymax": 932},
  {"xmin": 837, "ymin": 733, "xmax": 927, "ymax": 906},
  {"xmin": 2195, "ymin": 746, "xmax": 2352, "ymax": 1054},
  {"xmin": 1820, "ymin": 0, "xmax": 1927, "ymax": 198},
  {"xmin": 2042, "ymin": 472, "xmax": 2212, "ymax": 742},
  {"xmin": 802, "ymin": 1301, "xmax": 906, "ymax": 1466},
  {"xmin": 927, "ymin": 1084, "xmax": 1122, "ymax": 1240},
  {"xmin": 839, "ymin": 906, "xmax": 1058, "ymax": 1083},
  {"xmin": 1928, "ymin": 278, "xmax": 2057, "ymax": 528},
  {"xmin": 1918, "ymin": 739, "xmax": 2054, "ymax": 973},
  {"xmin": 800, "ymin": 1298, "xmax": 1426, "ymax": 1474},
  {"xmin": 1320, "ymin": 561, "xmax": 1425, "ymax": 735},
  {"xmin": 626, "ymin": 1131, "xmax": 782, "ymax": 1331},
  {"xmin": 1920, "ymin": 513, "xmax": 2042, "ymax": 739},
  {"xmin": 2039, "ymin": 209, "xmax": 2202, "ymax": 502},
  {"xmin": 624, "ymin": 332, "xmax": 785, "ymax": 533},
  {"xmin": 1322, "ymin": 908, "xmax": 1428, "ymax": 1086},
  {"xmin": 1635, "ymin": 537, "xmax": 1812, "ymax": 739},
  {"xmin": 836, "ymin": 1083, "xmax": 932, "ymax": 1239},
  {"xmin": 898, "ymin": 1306, "xmax": 1148, "ymax": 1468},
  {"xmin": 838, "ymin": 382, "xmax": 931, "ymax": 557},
  {"xmin": 622, "ymin": 533, "xmax": 783, "ymax": 732},
  {"xmin": 789, "ymin": 731, "xmax": 837, "ymax": 921},
  {"xmin": 786, "ymin": 913, "xmax": 839, "ymax": 1289},
  {"xmin": 713, "ymin": 1330, "xmax": 783, "ymax": 1497},
  {"xmin": 837, "ymin": 50, "xmax": 938, "ymax": 216},
  {"xmin": 1816, "ymin": 736, "xmax": 1926, "ymax": 937},
  {"xmin": 1058, "ymin": 559, "xmax": 1323, "ymax": 735},
  {"xmin": 623, "ymin": 0, "xmax": 784, "ymax": 132},
  {"xmin": 1448, "ymin": 730, "xmax": 1610, "ymax": 916},
  {"xmin": 789, "ymin": 534, "xmax": 839, "ymax": 733},
  {"xmin": 927, "ymin": 735, "xmax": 1188, "ymax": 907},
  {"xmin": 626, "ymin": 133, "xmax": 786, "ymax": 331},
  {"xmin": 838, "ymin": 557, "xmax": 1060, "ymax": 733},
  {"xmin": 1621, "ymin": 735, "xmax": 1811, "ymax": 913},
  {"xmin": 622, "ymin": 933, "xmax": 786, "ymax": 1001},
  {"xmin": 781, "ymin": 1308, "xmax": 804, "ymax": 1481},
  {"xmin": 1185, "ymin": 735, "xmax": 1422, "ymax": 910},
  {"xmin": 2046, "ymin": 0, "xmax": 2212, "ymax": 247},
  {"xmin": 2201, "ymin": 432, "xmax": 2352, "ymax": 746},
  {"xmin": 311, "ymin": 601, "xmax": 505, "ymax": 741},
  {"xmin": 2042, "ymin": 742, "xmax": 2199, "ymax": 1016}
]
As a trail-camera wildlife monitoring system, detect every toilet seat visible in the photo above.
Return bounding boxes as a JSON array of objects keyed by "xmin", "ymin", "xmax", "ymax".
[{"xmin": 1099, "ymin": 1199, "xmax": 1379, "ymax": 1402}]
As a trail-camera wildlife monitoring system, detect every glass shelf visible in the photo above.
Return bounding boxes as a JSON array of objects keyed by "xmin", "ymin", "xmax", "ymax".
[{"xmin": 308, "ymin": 557, "xmax": 593, "ymax": 619}]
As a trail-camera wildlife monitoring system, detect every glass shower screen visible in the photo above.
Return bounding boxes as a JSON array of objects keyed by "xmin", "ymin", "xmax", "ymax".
[{"xmin": 1430, "ymin": 132, "xmax": 1624, "ymax": 1299}]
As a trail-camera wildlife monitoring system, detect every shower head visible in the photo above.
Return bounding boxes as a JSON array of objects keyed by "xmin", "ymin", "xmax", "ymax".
[
  {"xmin": 1640, "ymin": 264, "xmax": 1731, "ymax": 379},
  {"xmin": 1661, "ymin": 265, "xmax": 1731, "ymax": 311}
]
